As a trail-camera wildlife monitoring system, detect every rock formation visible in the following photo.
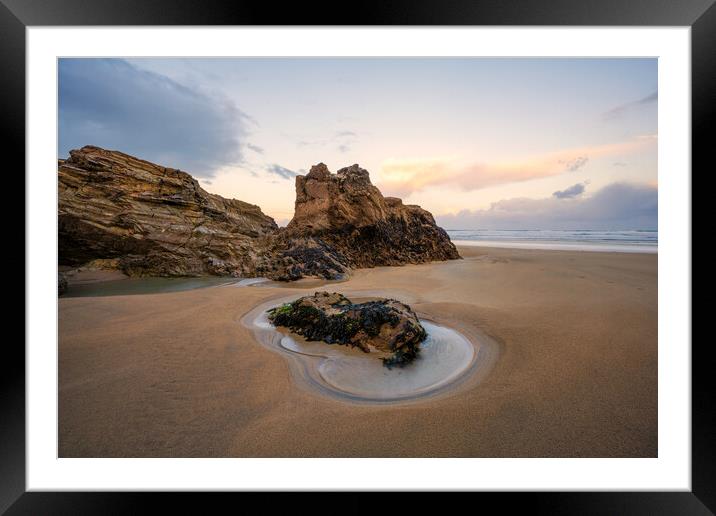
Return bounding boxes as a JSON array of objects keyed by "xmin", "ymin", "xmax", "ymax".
[
  {"xmin": 58, "ymin": 146, "xmax": 278, "ymax": 277},
  {"xmin": 267, "ymin": 291, "xmax": 427, "ymax": 367},
  {"xmin": 258, "ymin": 163, "xmax": 460, "ymax": 280},
  {"xmin": 288, "ymin": 163, "xmax": 459, "ymax": 267},
  {"xmin": 58, "ymin": 147, "xmax": 460, "ymax": 281}
]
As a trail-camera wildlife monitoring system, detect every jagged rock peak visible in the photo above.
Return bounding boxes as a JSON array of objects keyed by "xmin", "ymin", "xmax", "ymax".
[
  {"xmin": 306, "ymin": 163, "xmax": 331, "ymax": 180},
  {"xmin": 289, "ymin": 162, "xmax": 386, "ymax": 231},
  {"xmin": 336, "ymin": 164, "xmax": 372, "ymax": 184},
  {"xmin": 304, "ymin": 163, "xmax": 372, "ymax": 185},
  {"xmin": 284, "ymin": 161, "xmax": 461, "ymax": 270}
]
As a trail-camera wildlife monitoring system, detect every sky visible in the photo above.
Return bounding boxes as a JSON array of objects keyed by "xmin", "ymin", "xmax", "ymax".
[{"xmin": 58, "ymin": 58, "xmax": 657, "ymax": 229}]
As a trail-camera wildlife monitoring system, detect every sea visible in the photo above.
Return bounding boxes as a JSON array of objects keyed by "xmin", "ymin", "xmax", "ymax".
[{"xmin": 446, "ymin": 229, "xmax": 658, "ymax": 253}]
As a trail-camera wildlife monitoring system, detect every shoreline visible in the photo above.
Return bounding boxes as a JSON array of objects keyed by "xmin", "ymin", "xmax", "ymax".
[
  {"xmin": 60, "ymin": 244, "xmax": 658, "ymax": 297},
  {"xmin": 452, "ymin": 240, "xmax": 657, "ymax": 254},
  {"xmin": 59, "ymin": 245, "xmax": 657, "ymax": 457}
]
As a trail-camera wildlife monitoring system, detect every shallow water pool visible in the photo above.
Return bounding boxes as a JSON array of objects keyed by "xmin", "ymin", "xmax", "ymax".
[
  {"xmin": 245, "ymin": 299, "xmax": 491, "ymax": 404},
  {"xmin": 61, "ymin": 276, "xmax": 237, "ymax": 297}
]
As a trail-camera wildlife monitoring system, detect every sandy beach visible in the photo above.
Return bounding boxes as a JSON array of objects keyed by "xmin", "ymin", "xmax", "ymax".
[{"xmin": 58, "ymin": 245, "xmax": 657, "ymax": 457}]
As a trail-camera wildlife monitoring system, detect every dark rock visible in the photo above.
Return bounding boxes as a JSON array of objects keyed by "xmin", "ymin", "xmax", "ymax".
[
  {"xmin": 58, "ymin": 272, "xmax": 68, "ymax": 296},
  {"xmin": 267, "ymin": 291, "xmax": 427, "ymax": 367},
  {"xmin": 257, "ymin": 236, "xmax": 350, "ymax": 281}
]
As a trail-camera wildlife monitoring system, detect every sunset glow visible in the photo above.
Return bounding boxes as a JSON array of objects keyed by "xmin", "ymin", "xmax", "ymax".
[{"xmin": 59, "ymin": 57, "xmax": 657, "ymax": 228}]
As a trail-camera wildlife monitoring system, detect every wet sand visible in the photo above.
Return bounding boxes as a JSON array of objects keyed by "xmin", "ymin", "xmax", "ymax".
[{"xmin": 58, "ymin": 246, "xmax": 657, "ymax": 457}]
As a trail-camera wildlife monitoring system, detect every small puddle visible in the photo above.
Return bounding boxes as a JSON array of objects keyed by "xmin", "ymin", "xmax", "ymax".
[
  {"xmin": 231, "ymin": 276, "xmax": 350, "ymax": 289},
  {"xmin": 243, "ymin": 296, "xmax": 495, "ymax": 404},
  {"xmin": 61, "ymin": 276, "xmax": 237, "ymax": 297},
  {"xmin": 231, "ymin": 277, "xmax": 272, "ymax": 287}
]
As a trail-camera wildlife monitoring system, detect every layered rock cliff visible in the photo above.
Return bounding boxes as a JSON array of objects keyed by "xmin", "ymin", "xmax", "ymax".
[
  {"xmin": 58, "ymin": 146, "xmax": 278, "ymax": 276},
  {"xmin": 58, "ymin": 147, "xmax": 460, "ymax": 280}
]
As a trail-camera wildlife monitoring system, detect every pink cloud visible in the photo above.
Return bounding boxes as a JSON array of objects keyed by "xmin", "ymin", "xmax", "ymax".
[{"xmin": 377, "ymin": 137, "xmax": 656, "ymax": 196}]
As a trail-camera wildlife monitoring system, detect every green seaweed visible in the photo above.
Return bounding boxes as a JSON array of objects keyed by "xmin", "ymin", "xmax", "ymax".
[{"xmin": 268, "ymin": 293, "xmax": 426, "ymax": 367}]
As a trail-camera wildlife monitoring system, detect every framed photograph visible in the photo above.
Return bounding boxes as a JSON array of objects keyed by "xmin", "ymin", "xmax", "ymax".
[{"xmin": 6, "ymin": 0, "xmax": 709, "ymax": 512}]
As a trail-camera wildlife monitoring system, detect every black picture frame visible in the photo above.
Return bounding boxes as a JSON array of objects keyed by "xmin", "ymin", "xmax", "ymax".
[{"xmin": 4, "ymin": 0, "xmax": 708, "ymax": 513}]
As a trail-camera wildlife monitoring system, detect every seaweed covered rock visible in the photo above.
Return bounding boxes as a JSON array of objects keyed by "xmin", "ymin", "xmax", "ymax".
[
  {"xmin": 267, "ymin": 291, "xmax": 427, "ymax": 367},
  {"xmin": 256, "ymin": 236, "xmax": 351, "ymax": 281}
]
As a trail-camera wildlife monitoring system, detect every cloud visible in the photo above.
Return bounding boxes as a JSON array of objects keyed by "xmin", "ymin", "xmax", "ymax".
[
  {"xmin": 436, "ymin": 182, "xmax": 657, "ymax": 230},
  {"xmin": 559, "ymin": 156, "xmax": 588, "ymax": 172},
  {"xmin": 603, "ymin": 91, "xmax": 658, "ymax": 120},
  {"xmin": 378, "ymin": 138, "xmax": 653, "ymax": 196},
  {"xmin": 294, "ymin": 130, "xmax": 358, "ymax": 154},
  {"xmin": 266, "ymin": 164, "xmax": 298, "ymax": 180},
  {"xmin": 58, "ymin": 58, "xmax": 247, "ymax": 177},
  {"xmin": 247, "ymin": 143, "xmax": 264, "ymax": 154},
  {"xmin": 336, "ymin": 130, "xmax": 357, "ymax": 154},
  {"xmin": 553, "ymin": 182, "xmax": 587, "ymax": 199}
]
